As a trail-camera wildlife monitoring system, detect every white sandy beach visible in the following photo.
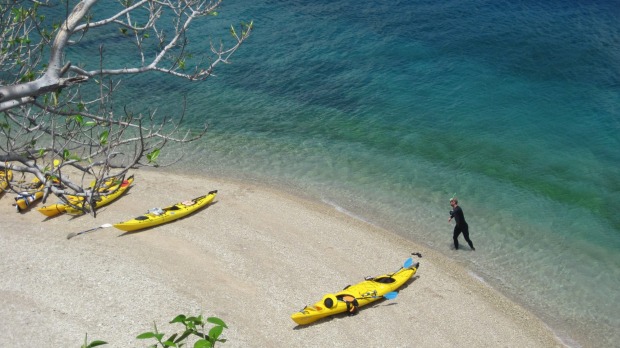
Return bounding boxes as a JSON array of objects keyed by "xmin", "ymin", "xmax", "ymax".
[{"xmin": 0, "ymin": 170, "xmax": 563, "ymax": 347}]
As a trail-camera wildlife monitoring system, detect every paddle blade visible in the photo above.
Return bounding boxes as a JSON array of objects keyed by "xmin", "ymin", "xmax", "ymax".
[
  {"xmin": 403, "ymin": 257, "xmax": 413, "ymax": 269},
  {"xmin": 383, "ymin": 292, "xmax": 398, "ymax": 300},
  {"xmin": 67, "ymin": 223, "xmax": 112, "ymax": 240}
]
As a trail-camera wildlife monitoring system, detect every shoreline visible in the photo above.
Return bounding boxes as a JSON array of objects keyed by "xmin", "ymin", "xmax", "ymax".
[{"xmin": 0, "ymin": 169, "xmax": 564, "ymax": 347}]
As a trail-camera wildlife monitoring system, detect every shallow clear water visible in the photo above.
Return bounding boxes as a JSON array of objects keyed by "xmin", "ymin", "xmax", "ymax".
[{"xmin": 67, "ymin": 1, "xmax": 619, "ymax": 346}]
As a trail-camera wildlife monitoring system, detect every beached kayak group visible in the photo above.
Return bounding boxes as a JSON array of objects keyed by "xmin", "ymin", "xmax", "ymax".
[{"xmin": 2, "ymin": 168, "xmax": 427, "ymax": 325}]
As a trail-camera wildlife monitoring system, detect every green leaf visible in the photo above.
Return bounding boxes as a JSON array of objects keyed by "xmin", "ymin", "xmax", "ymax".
[
  {"xmin": 99, "ymin": 130, "xmax": 109, "ymax": 145},
  {"xmin": 62, "ymin": 151, "xmax": 81, "ymax": 161},
  {"xmin": 162, "ymin": 340, "xmax": 177, "ymax": 347},
  {"xmin": 206, "ymin": 317, "xmax": 227, "ymax": 328},
  {"xmin": 86, "ymin": 340, "xmax": 108, "ymax": 348},
  {"xmin": 186, "ymin": 315, "xmax": 203, "ymax": 324},
  {"xmin": 184, "ymin": 320, "xmax": 196, "ymax": 331},
  {"xmin": 193, "ymin": 339, "xmax": 212, "ymax": 348},
  {"xmin": 208, "ymin": 325, "xmax": 223, "ymax": 341},
  {"xmin": 169, "ymin": 314, "xmax": 187, "ymax": 324},
  {"xmin": 136, "ymin": 332, "xmax": 157, "ymax": 339},
  {"xmin": 146, "ymin": 148, "xmax": 160, "ymax": 163},
  {"xmin": 19, "ymin": 70, "xmax": 35, "ymax": 82}
]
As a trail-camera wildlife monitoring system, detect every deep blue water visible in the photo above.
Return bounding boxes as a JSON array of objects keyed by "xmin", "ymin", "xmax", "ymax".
[{"xmin": 68, "ymin": 1, "xmax": 619, "ymax": 346}]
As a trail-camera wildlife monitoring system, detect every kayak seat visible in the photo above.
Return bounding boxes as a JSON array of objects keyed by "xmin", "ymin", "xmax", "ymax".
[
  {"xmin": 168, "ymin": 205, "xmax": 181, "ymax": 211},
  {"xmin": 135, "ymin": 216, "xmax": 149, "ymax": 220},
  {"xmin": 338, "ymin": 295, "xmax": 360, "ymax": 316},
  {"xmin": 371, "ymin": 276, "xmax": 396, "ymax": 283}
]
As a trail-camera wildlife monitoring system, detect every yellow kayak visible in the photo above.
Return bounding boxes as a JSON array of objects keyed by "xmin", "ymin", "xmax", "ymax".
[
  {"xmin": 113, "ymin": 190, "xmax": 217, "ymax": 232},
  {"xmin": 38, "ymin": 176, "xmax": 124, "ymax": 217},
  {"xmin": 37, "ymin": 202, "xmax": 70, "ymax": 218},
  {"xmin": 0, "ymin": 169, "xmax": 12, "ymax": 194},
  {"xmin": 15, "ymin": 190, "xmax": 44, "ymax": 212},
  {"xmin": 14, "ymin": 178, "xmax": 45, "ymax": 212},
  {"xmin": 291, "ymin": 256, "xmax": 420, "ymax": 325},
  {"xmin": 65, "ymin": 175, "xmax": 134, "ymax": 215}
]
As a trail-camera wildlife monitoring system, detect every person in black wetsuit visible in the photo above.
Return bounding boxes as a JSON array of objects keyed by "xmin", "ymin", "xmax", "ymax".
[{"xmin": 449, "ymin": 197, "xmax": 475, "ymax": 251}]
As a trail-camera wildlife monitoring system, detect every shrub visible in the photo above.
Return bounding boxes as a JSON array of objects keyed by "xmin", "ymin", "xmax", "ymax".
[{"xmin": 81, "ymin": 313, "xmax": 228, "ymax": 348}]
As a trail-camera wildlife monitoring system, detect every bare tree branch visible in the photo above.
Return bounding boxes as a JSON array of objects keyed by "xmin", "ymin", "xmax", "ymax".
[{"xmin": 0, "ymin": 0, "xmax": 252, "ymax": 215}]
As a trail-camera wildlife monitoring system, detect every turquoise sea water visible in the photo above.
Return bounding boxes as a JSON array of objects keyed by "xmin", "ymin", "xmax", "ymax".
[{"xmin": 70, "ymin": 1, "xmax": 619, "ymax": 346}]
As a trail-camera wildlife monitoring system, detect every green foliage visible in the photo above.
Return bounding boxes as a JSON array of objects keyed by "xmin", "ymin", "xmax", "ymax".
[
  {"xmin": 70, "ymin": 113, "xmax": 97, "ymax": 127},
  {"xmin": 20, "ymin": 70, "xmax": 35, "ymax": 82},
  {"xmin": 81, "ymin": 313, "xmax": 228, "ymax": 348},
  {"xmin": 99, "ymin": 130, "xmax": 109, "ymax": 145},
  {"xmin": 241, "ymin": 21, "xmax": 254, "ymax": 36},
  {"xmin": 72, "ymin": 115, "xmax": 84, "ymax": 124},
  {"xmin": 147, "ymin": 148, "xmax": 161, "ymax": 165},
  {"xmin": 12, "ymin": 6, "xmax": 32, "ymax": 22},
  {"xmin": 139, "ymin": 314, "xmax": 228, "ymax": 348},
  {"xmin": 62, "ymin": 149, "xmax": 81, "ymax": 161},
  {"xmin": 81, "ymin": 333, "xmax": 107, "ymax": 348}
]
